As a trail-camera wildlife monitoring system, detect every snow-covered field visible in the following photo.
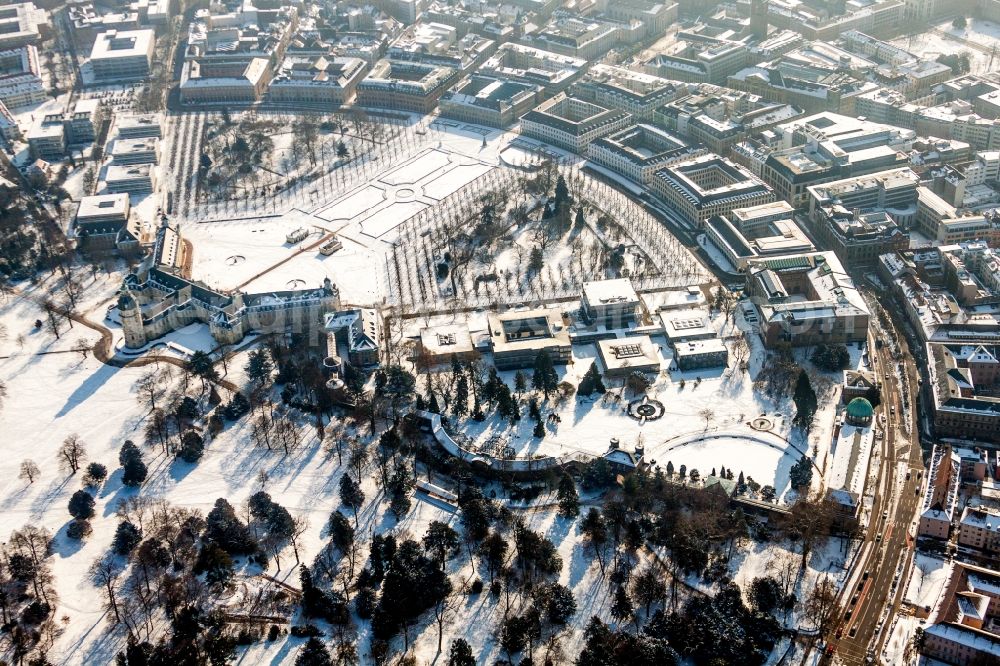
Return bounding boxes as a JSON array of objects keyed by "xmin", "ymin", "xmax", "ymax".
[
  {"xmin": 179, "ymin": 145, "xmax": 501, "ymax": 308},
  {"xmin": 893, "ymin": 18, "xmax": 1000, "ymax": 75}
]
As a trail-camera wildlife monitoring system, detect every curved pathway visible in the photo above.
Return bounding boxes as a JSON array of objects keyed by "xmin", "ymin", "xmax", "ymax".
[{"xmin": 13, "ymin": 286, "xmax": 239, "ymax": 393}]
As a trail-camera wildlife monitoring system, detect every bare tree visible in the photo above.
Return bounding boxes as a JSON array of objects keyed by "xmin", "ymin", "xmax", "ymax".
[
  {"xmin": 90, "ymin": 555, "xmax": 124, "ymax": 624},
  {"xmin": 42, "ymin": 300, "xmax": 62, "ymax": 340},
  {"xmin": 134, "ymin": 369, "xmax": 165, "ymax": 412},
  {"xmin": 348, "ymin": 438, "xmax": 368, "ymax": 482},
  {"xmin": 72, "ymin": 337, "xmax": 92, "ymax": 360},
  {"xmin": 19, "ymin": 459, "xmax": 40, "ymax": 483},
  {"xmin": 57, "ymin": 433, "xmax": 86, "ymax": 474},
  {"xmin": 698, "ymin": 408, "xmax": 715, "ymax": 431},
  {"xmin": 290, "ymin": 514, "xmax": 308, "ymax": 564},
  {"xmin": 432, "ymin": 577, "xmax": 459, "ymax": 655},
  {"xmin": 804, "ymin": 575, "xmax": 838, "ymax": 636},
  {"xmin": 766, "ymin": 551, "xmax": 800, "ymax": 604}
]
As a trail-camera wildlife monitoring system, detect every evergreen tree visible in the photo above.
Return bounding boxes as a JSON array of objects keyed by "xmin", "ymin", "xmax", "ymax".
[
  {"xmin": 178, "ymin": 431, "xmax": 204, "ymax": 463},
  {"xmin": 533, "ymin": 421, "xmax": 545, "ymax": 438},
  {"xmin": 245, "ymin": 349, "xmax": 273, "ymax": 388},
  {"xmin": 453, "ymin": 375, "xmax": 469, "ymax": 417},
  {"xmin": 428, "ymin": 390, "xmax": 441, "ymax": 414},
  {"xmin": 387, "ymin": 464, "xmax": 414, "ymax": 520},
  {"xmin": 513, "ymin": 370, "xmax": 527, "ymax": 396},
  {"xmin": 610, "ymin": 585, "xmax": 634, "ymax": 626},
  {"xmin": 122, "ymin": 457, "xmax": 148, "ymax": 487},
  {"xmin": 120, "ymin": 440, "xmax": 147, "ymax": 487},
  {"xmin": 186, "ymin": 350, "xmax": 219, "ymax": 386},
  {"xmin": 295, "ymin": 637, "xmax": 332, "ymax": 666},
  {"xmin": 631, "ymin": 565, "xmax": 666, "ymax": 616},
  {"xmin": 531, "ymin": 350, "xmax": 559, "ymax": 398},
  {"xmin": 789, "ymin": 454, "xmax": 814, "ymax": 490},
  {"xmin": 528, "ymin": 397, "xmax": 541, "ymax": 421},
  {"xmin": 665, "ymin": 460, "xmax": 674, "ymax": 477},
  {"xmin": 112, "ymin": 520, "xmax": 142, "ymax": 555},
  {"xmin": 422, "ymin": 521, "xmax": 460, "ymax": 570},
  {"xmin": 554, "ymin": 175, "xmax": 569, "ymax": 212},
  {"xmin": 578, "ymin": 362, "xmax": 606, "ymax": 395},
  {"xmin": 119, "ymin": 440, "xmax": 142, "ymax": 467},
  {"xmin": 328, "ymin": 511, "xmax": 354, "ymax": 554},
  {"xmin": 496, "ymin": 383, "xmax": 519, "ymax": 424},
  {"xmin": 792, "ymin": 369, "xmax": 818, "ymax": 431},
  {"xmin": 528, "ymin": 246, "xmax": 544, "ymax": 273},
  {"xmin": 299, "ymin": 565, "xmax": 347, "ymax": 624},
  {"xmin": 339, "ymin": 475, "xmax": 365, "ymax": 527},
  {"xmin": 68, "ymin": 489, "xmax": 95, "ymax": 520},
  {"xmin": 447, "ymin": 638, "xmax": 476, "ymax": 666},
  {"xmin": 203, "ymin": 498, "xmax": 257, "ymax": 555},
  {"xmin": 574, "ymin": 206, "xmax": 586, "ymax": 231},
  {"xmin": 538, "ymin": 582, "xmax": 577, "ymax": 625},
  {"xmin": 556, "ymin": 474, "xmax": 580, "ymax": 517},
  {"xmin": 481, "ymin": 367, "xmax": 499, "ymax": 404}
]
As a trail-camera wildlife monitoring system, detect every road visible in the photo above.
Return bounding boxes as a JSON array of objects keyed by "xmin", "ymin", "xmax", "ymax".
[{"xmin": 825, "ymin": 294, "xmax": 925, "ymax": 665}]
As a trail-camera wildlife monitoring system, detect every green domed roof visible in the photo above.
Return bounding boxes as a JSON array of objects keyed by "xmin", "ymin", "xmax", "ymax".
[{"xmin": 846, "ymin": 397, "xmax": 874, "ymax": 419}]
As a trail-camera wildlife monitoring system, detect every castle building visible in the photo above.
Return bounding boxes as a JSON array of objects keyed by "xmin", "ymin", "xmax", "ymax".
[{"xmin": 118, "ymin": 223, "xmax": 340, "ymax": 349}]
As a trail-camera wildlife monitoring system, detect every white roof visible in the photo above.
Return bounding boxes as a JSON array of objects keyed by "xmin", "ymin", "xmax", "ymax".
[
  {"xmin": 90, "ymin": 29, "xmax": 154, "ymax": 60},
  {"xmin": 582, "ymin": 278, "xmax": 639, "ymax": 305},
  {"xmin": 77, "ymin": 193, "xmax": 129, "ymax": 219},
  {"xmin": 419, "ymin": 324, "xmax": 474, "ymax": 356},
  {"xmin": 597, "ymin": 334, "xmax": 661, "ymax": 372}
]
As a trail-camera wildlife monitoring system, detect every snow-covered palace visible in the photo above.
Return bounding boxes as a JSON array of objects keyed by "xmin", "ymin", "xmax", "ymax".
[{"xmin": 117, "ymin": 223, "xmax": 340, "ymax": 349}]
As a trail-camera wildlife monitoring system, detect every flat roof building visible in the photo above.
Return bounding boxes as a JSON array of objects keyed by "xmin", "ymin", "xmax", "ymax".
[
  {"xmin": 520, "ymin": 94, "xmax": 632, "ymax": 154},
  {"xmin": 105, "ymin": 164, "xmax": 155, "ymax": 194},
  {"xmin": 597, "ymin": 335, "xmax": 661, "ymax": 378},
  {"xmin": 26, "ymin": 115, "xmax": 65, "ymax": 160},
  {"xmin": 746, "ymin": 250, "xmax": 870, "ymax": 347},
  {"xmin": 115, "ymin": 113, "xmax": 162, "ymax": 139},
  {"xmin": 356, "ymin": 59, "xmax": 454, "ymax": 114},
  {"xmin": 487, "ymin": 308, "xmax": 571, "ymax": 370},
  {"xmin": 673, "ymin": 338, "xmax": 729, "ymax": 371},
  {"xmin": 660, "ymin": 308, "xmax": 717, "ymax": 343},
  {"xmin": 587, "ymin": 124, "xmax": 706, "ymax": 184},
  {"xmin": 581, "ymin": 278, "xmax": 640, "ymax": 328},
  {"xmin": 89, "ymin": 28, "xmax": 154, "ymax": 82},
  {"xmin": 418, "ymin": 324, "xmax": 477, "ymax": 366},
  {"xmin": 650, "ymin": 153, "xmax": 776, "ymax": 228},
  {"xmin": 109, "ymin": 137, "xmax": 160, "ymax": 165},
  {"xmin": 439, "ymin": 76, "xmax": 541, "ymax": 129},
  {"xmin": 0, "ymin": 45, "xmax": 45, "ymax": 109},
  {"xmin": 0, "ymin": 3, "xmax": 47, "ymax": 49}
]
